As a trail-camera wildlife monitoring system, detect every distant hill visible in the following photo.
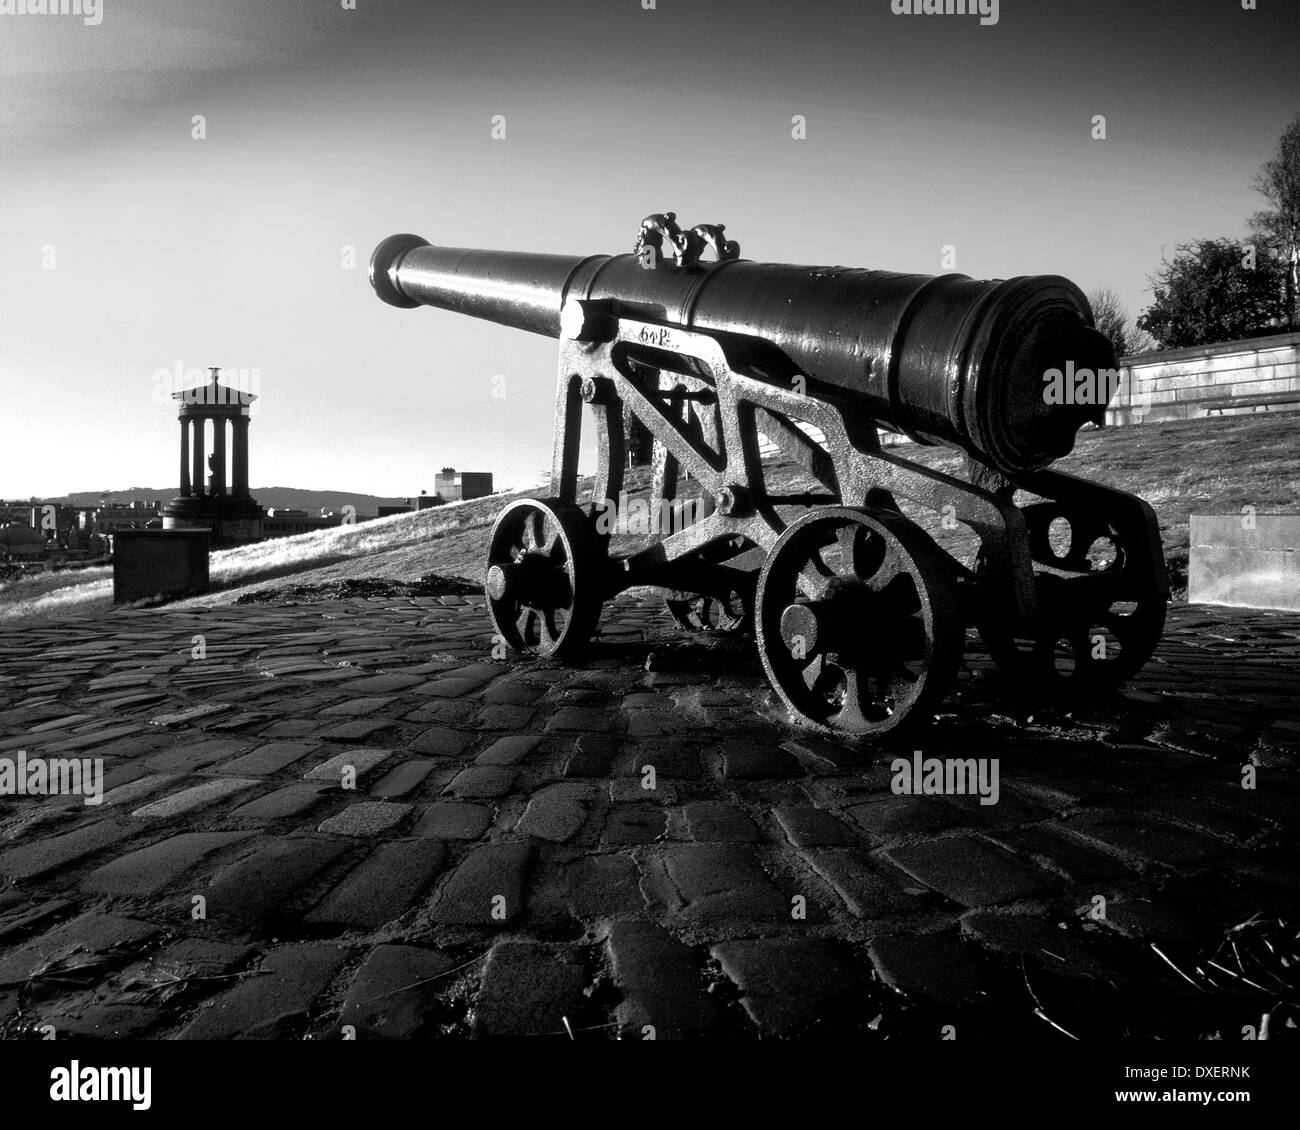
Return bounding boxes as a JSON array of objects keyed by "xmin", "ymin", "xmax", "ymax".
[
  {"xmin": 55, "ymin": 487, "xmax": 415, "ymax": 515},
  {"xmin": 7, "ymin": 413, "xmax": 1296, "ymax": 624}
]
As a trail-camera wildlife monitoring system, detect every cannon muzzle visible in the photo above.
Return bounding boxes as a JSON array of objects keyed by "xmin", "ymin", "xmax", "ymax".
[{"xmin": 371, "ymin": 226, "xmax": 1116, "ymax": 474}]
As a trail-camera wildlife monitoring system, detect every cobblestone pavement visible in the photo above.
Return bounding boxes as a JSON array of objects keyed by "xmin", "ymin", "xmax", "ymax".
[{"xmin": 0, "ymin": 596, "xmax": 1295, "ymax": 1040}]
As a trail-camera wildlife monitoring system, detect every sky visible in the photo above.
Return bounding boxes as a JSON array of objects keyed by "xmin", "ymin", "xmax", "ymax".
[{"xmin": 0, "ymin": 0, "xmax": 1296, "ymax": 499}]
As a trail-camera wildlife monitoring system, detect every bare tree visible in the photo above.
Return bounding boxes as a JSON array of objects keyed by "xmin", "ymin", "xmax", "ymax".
[
  {"xmin": 1251, "ymin": 113, "xmax": 1300, "ymax": 331},
  {"xmin": 1127, "ymin": 324, "xmax": 1156, "ymax": 354},
  {"xmin": 1086, "ymin": 287, "xmax": 1143, "ymax": 356}
]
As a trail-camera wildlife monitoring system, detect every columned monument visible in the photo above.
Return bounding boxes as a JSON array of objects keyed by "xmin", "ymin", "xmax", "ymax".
[{"xmin": 162, "ymin": 367, "xmax": 264, "ymax": 543}]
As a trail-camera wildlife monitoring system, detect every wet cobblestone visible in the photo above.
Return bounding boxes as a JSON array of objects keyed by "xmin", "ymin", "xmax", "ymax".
[{"xmin": 0, "ymin": 595, "xmax": 1294, "ymax": 1039}]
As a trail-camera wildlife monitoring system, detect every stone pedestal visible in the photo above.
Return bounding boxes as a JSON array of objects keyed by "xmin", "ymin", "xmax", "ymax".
[
  {"xmin": 112, "ymin": 529, "xmax": 211, "ymax": 604},
  {"xmin": 1189, "ymin": 514, "xmax": 1300, "ymax": 611}
]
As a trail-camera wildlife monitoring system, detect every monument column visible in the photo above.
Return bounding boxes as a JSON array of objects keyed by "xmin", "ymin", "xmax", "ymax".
[
  {"xmin": 180, "ymin": 418, "xmax": 191, "ymax": 496},
  {"xmin": 164, "ymin": 370, "xmax": 262, "ymax": 540},
  {"xmin": 231, "ymin": 416, "xmax": 249, "ymax": 498},
  {"xmin": 191, "ymin": 418, "xmax": 206, "ymax": 496},
  {"xmin": 212, "ymin": 417, "xmax": 227, "ymax": 495}
]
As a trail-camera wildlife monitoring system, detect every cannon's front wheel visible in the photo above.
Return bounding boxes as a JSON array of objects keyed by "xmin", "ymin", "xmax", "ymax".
[
  {"xmin": 755, "ymin": 507, "xmax": 962, "ymax": 735},
  {"xmin": 485, "ymin": 498, "xmax": 603, "ymax": 660}
]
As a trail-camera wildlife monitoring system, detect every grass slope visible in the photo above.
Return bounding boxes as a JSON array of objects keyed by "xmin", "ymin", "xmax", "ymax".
[{"xmin": 2, "ymin": 413, "xmax": 1294, "ymax": 624}]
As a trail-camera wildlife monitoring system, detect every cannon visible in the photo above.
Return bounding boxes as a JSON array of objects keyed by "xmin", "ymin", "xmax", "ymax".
[{"xmin": 371, "ymin": 213, "xmax": 1167, "ymax": 735}]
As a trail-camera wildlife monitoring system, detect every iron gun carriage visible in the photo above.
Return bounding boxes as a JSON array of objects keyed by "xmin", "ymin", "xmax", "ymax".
[{"xmin": 371, "ymin": 214, "xmax": 1167, "ymax": 735}]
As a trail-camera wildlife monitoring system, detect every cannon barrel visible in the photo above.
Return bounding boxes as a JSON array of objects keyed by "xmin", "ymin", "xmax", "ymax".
[{"xmin": 370, "ymin": 232, "xmax": 1116, "ymax": 473}]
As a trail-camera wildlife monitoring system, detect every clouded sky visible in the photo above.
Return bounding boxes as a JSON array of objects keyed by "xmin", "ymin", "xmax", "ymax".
[{"xmin": 1, "ymin": 0, "xmax": 1295, "ymax": 498}]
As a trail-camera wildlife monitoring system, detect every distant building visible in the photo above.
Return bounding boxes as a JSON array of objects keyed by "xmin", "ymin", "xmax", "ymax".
[
  {"xmin": 261, "ymin": 508, "xmax": 344, "ymax": 538},
  {"xmin": 416, "ymin": 490, "xmax": 444, "ymax": 510},
  {"xmin": 0, "ymin": 502, "xmax": 33, "ymax": 526},
  {"xmin": 28, "ymin": 503, "xmax": 79, "ymax": 536},
  {"xmin": 79, "ymin": 503, "xmax": 158, "ymax": 534},
  {"xmin": 0, "ymin": 501, "xmax": 113, "ymax": 560},
  {"xmin": 0, "ymin": 500, "xmax": 145, "ymax": 560},
  {"xmin": 0, "ymin": 524, "xmax": 45, "ymax": 560},
  {"xmin": 433, "ymin": 467, "xmax": 493, "ymax": 503}
]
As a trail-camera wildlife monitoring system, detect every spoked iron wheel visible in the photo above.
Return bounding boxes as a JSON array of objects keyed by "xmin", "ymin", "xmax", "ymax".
[
  {"xmin": 756, "ymin": 507, "xmax": 962, "ymax": 735},
  {"xmin": 664, "ymin": 584, "xmax": 753, "ymax": 633},
  {"xmin": 977, "ymin": 501, "xmax": 1166, "ymax": 693},
  {"xmin": 484, "ymin": 498, "xmax": 604, "ymax": 660},
  {"xmin": 981, "ymin": 573, "xmax": 1166, "ymax": 693}
]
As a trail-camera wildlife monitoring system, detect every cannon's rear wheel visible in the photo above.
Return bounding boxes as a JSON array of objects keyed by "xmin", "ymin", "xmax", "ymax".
[
  {"xmin": 756, "ymin": 507, "xmax": 962, "ymax": 735},
  {"xmin": 977, "ymin": 502, "xmax": 1166, "ymax": 692},
  {"xmin": 485, "ymin": 498, "xmax": 603, "ymax": 660},
  {"xmin": 980, "ymin": 575, "xmax": 1166, "ymax": 692}
]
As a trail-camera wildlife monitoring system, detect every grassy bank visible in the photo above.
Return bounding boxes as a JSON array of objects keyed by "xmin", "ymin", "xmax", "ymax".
[{"xmin": 1, "ymin": 413, "xmax": 1294, "ymax": 624}]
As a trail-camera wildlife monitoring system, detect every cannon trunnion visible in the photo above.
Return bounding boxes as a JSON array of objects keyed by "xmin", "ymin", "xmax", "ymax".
[{"xmin": 371, "ymin": 214, "xmax": 1168, "ymax": 735}]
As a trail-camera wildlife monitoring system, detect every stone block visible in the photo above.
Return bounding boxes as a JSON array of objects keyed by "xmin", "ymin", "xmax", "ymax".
[{"xmin": 112, "ymin": 529, "xmax": 209, "ymax": 604}]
